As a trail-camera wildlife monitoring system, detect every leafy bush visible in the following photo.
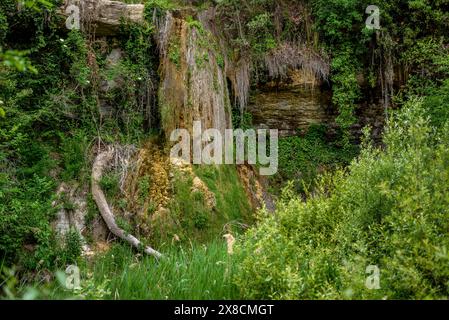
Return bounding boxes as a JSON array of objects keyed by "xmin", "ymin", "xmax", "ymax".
[
  {"xmin": 0, "ymin": 174, "xmax": 57, "ymax": 269},
  {"xmin": 234, "ymin": 99, "xmax": 449, "ymax": 299},
  {"xmin": 0, "ymin": 0, "xmax": 159, "ymax": 275},
  {"xmin": 274, "ymin": 124, "xmax": 357, "ymax": 195},
  {"xmin": 59, "ymin": 130, "xmax": 90, "ymax": 182},
  {"xmin": 100, "ymin": 172, "xmax": 121, "ymax": 200},
  {"xmin": 57, "ymin": 228, "xmax": 82, "ymax": 266}
]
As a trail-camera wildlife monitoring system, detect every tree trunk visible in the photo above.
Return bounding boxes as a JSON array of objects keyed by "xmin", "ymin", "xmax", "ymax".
[{"xmin": 91, "ymin": 147, "xmax": 162, "ymax": 258}]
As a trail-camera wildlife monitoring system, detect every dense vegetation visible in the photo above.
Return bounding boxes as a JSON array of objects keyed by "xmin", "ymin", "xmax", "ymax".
[
  {"xmin": 1, "ymin": 0, "xmax": 449, "ymax": 300},
  {"xmin": 0, "ymin": 0, "xmax": 157, "ymax": 272},
  {"xmin": 235, "ymin": 97, "xmax": 449, "ymax": 299}
]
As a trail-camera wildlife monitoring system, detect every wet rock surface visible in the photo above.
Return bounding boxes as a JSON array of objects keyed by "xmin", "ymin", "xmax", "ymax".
[
  {"xmin": 248, "ymin": 83, "xmax": 332, "ymax": 137},
  {"xmin": 248, "ymin": 69, "xmax": 386, "ymax": 141}
]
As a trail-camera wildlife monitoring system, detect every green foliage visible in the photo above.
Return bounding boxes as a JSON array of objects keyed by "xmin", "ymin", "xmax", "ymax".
[
  {"xmin": 116, "ymin": 216, "xmax": 133, "ymax": 236},
  {"xmin": 194, "ymin": 165, "xmax": 253, "ymax": 230},
  {"xmin": 400, "ymin": 38, "xmax": 449, "ymax": 95},
  {"xmin": 422, "ymin": 79, "xmax": 449, "ymax": 130},
  {"xmin": 100, "ymin": 172, "xmax": 121, "ymax": 200},
  {"xmin": 59, "ymin": 130, "xmax": 90, "ymax": 182},
  {"xmin": 0, "ymin": 8, "xmax": 7, "ymax": 43},
  {"xmin": 158, "ymin": 165, "xmax": 252, "ymax": 245},
  {"xmin": 0, "ymin": 50, "xmax": 37, "ymax": 73},
  {"xmin": 113, "ymin": 20, "xmax": 159, "ymax": 141},
  {"xmin": 246, "ymin": 12, "xmax": 276, "ymax": 55},
  {"xmin": 274, "ymin": 124, "xmax": 357, "ymax": 195},
  {"xmin": 58, "ymin": 229, "xmax": 82, "ymax": 265},
  {"xmin": 193, "ymin": 209, "xmax": 209, "ymax": 230},
  {"xmin": 216, "ymin": 53, "xmax": 225, "ymax": 69},
  {"xmin": 21, "ymin": 0, "xmax": 55, "ymax": 11},
  {"xmin": 186, "ymin": 15, "xmax": 205, "ymax": 33},
  {"xmin": 232, "ymin": 109, "xmax": 253, "ymax": 130},
  {"xmin": 146, "ymin": 0, "xmax": 176, "ymax": 11},
  {"xmin": 310, "ymin": 0, "xmax": 449, "ymax": 143},
  {"xmin": 311, "ymin": 0, "xmax": 364, "ymax": 47},
  {"xmin": 216, "ymin": 0, "xmax": 361, "ymax": 139},
  {"xmin": 310, "ymin": 0, "xmax": 365, "ymax": 142},
  {"xmin": 137, "ymin": 175, "xmax": 151, "ymax": 205},
  {"xmin": 331, "ymin": 50, "xmax": 359, "ymax": 143},
  {"xmin": 0, "ymin": 173, "xmax": 57, "ymax": 269},
  {"xmin": 235, "ymin": 99, "xmax": 449, "ymax": 299},
  {"xmin": 215, "ymin": 0, "xmax": 316, "ymax": 78},
  {"xmin": 0, "ymin": 265, "xmax": 67, "ymax": 300},
  {"xmin": 0, "ymin": 3, "xmax": 66, "ymax": 265},
  {"xmin": 168, "ymin": 42, "xmax": 181, "ymax": 69},
  {"xmin": 195, "ymin": 52, "xmax": 209, "ymax": 69},
  {"xmin": 0, "ymin": 0, "xmax": 159, "ymax": 274},
  {"xmin": 2, "ymin": 0, "xmax": 449, "ymax": 301}
]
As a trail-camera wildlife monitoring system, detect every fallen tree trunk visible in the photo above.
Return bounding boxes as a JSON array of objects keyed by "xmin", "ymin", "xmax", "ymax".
[{"xmin": 91, "ymin": 147, "xmax": 162, "ymax": 258}]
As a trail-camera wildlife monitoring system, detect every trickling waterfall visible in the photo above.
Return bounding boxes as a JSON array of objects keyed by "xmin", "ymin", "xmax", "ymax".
[{"xmin": 153, "ymin": 10, "xmax": 232, "ymax": 137}]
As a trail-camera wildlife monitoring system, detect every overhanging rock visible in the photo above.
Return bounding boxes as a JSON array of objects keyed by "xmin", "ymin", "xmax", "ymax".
[{"xmin": 62, "ymin": 0, "xmax": 145, "ymax": 36}]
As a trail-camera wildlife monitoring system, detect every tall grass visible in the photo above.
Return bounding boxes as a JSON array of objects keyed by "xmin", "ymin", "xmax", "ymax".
[{"xmin": 45, "ymin": 240, "xmax": 238, "ymax": 300}]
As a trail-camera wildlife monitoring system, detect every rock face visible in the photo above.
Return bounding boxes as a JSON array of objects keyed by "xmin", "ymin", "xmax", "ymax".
[
  {"xmin": 99, "ymin": 48, "xmax": 124, "ymax": 117},
  {"xmin": 352, "ymin": 102, "xmax": 386, "ymax": 142},
  {"xmin": 191, "ymin": 176, "xmax": 216, "ymax": 210},
  {"xmin": 52, "ymin": 182, "xmax": 109, "ymax": 255},
  {"xmin": 248, "ymin": 69, "xmax": 386, "ymax": 140},
  {"xmin": 59, "ymin": 3, "xmax": 386, "ymax": 142},
  {"xmin": 53, "ymin": 183, "xmax": 88, "ymax": 239},
  {"xmin": 154, "ymin": 10, "xmax": 232, "ymax": 138},
  {"xmin": 248, "ymin": 71, "xmax": 332, "ymax": 137},
  {"xmin": 237, "ymin": 164, "xmax": 275, "ymax": 212},
  {"xmin": 62, "ymin": 0, "xmax": 144, "ymax": 36}
]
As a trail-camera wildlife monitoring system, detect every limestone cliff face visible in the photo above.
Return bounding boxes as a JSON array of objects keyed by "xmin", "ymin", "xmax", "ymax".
[
  {"xmin": 154, "ymin": 10, "xmax": 232, "ymax": 138},
  {"xmin": 248, "ymin": 70, "xmax": 332, "ymax": 137},
  {"xmin": 62, "ymin": 0, "xmax": 144, "ymax": 36},
  {"xmin": 248, "ymin": 69, "xmax": 386, "ymax": 140},
  {"xmin": 61, "ymin": 1, "xmax": 385, "ymax": 141},
  {"xmin": 63, "ymin": 2, "xmax": 234, "ymax": 138}
]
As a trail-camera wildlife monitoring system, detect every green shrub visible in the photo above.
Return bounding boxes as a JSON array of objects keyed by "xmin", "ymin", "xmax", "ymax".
[
  {"xmin": 168, "ymin": 42, "xmax": 181, "ymax": 69},
  {"xmin": 58, "ymin": 228, "xmax": 82, "ymax": 265},
  {"xmin": 274, "ymin": 124, "xmax": 357, "ymax": 195},
  {"xmin": 193, "ymin": 210, "xmax": 209, "ymax": 230},
  {"xmin": 235, "ymin": 99, "xmax": 449, "ymax": 299},
  {"xmin": 100, "ymin": 172, "xmax": 120, "ymax": 200},
  {"xmin": 60, "ymin": 130, "xmax": 89, "ymax": 182},
  {"xmin": 0, "ymin": 173, "xmax": 57, "ymax": 269}
]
